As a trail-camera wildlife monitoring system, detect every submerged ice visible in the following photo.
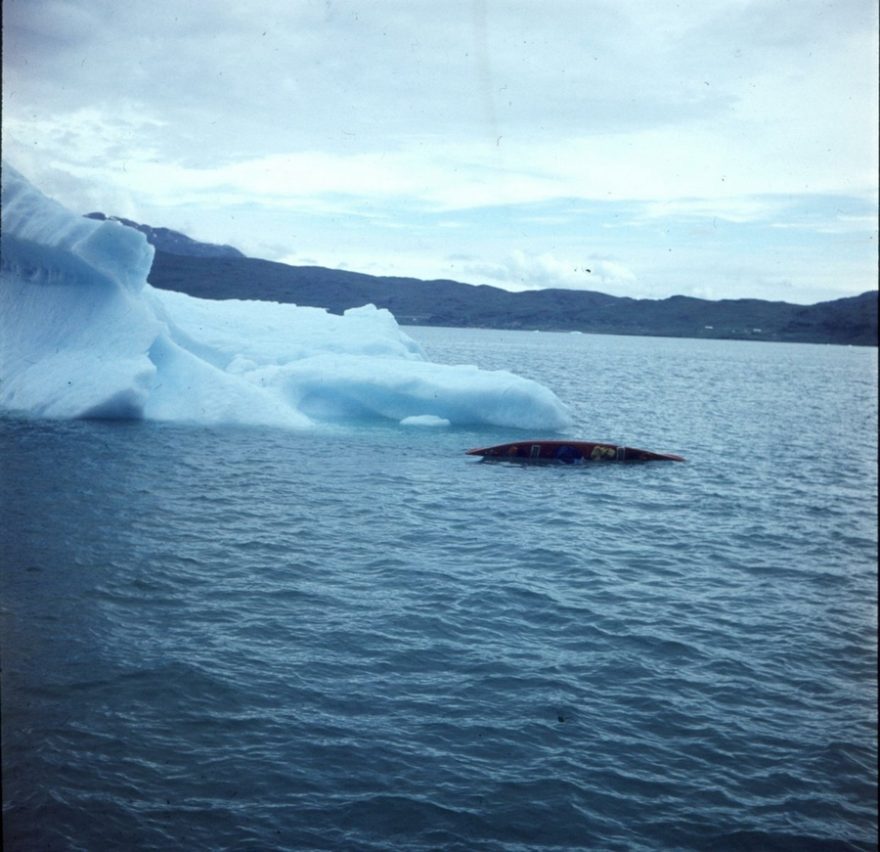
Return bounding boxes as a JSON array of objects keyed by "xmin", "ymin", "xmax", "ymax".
[{"xmin": 0, "ymin": 163, "xmax": 571, "ymax": 430}]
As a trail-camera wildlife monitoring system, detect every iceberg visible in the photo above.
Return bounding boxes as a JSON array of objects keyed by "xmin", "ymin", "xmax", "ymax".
[{"xmin": 0, "ymin": 163, "xmax": 571, "ymax": 431}]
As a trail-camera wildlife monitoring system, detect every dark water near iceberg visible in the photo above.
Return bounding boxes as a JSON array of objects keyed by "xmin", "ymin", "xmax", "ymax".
[{"xmin": 2, "ymin": 329, "xmax": 877, "ymax": 851}]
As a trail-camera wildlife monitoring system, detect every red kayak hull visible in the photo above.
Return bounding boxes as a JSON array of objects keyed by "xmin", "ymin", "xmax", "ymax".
[{"xmin": 466, "ymin": 440, "xmax": 685, "ymax": 463}]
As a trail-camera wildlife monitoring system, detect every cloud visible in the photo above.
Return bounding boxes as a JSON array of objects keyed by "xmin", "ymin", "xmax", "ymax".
[
  {"xmin": 461, "ymin": 249, "xmax": 636, "ymax": 292},
  {"xmin": 2, "ymin": 0, "xmax": 876, "ymax": 304},
  {"xmin": 4, "ymin": 0, "xmax": 876, "ymax": 207}
]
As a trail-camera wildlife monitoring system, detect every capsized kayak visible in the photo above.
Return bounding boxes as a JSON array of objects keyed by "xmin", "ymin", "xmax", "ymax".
[{"xmin": 466, "ymin": 440, "xmax": 685, "ymax": 463}]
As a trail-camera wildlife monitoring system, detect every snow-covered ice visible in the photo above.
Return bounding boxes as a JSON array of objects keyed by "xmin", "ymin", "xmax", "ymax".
[{"xmin": 0, "ymin": 163, "xmax": 571, "ymax": 431}]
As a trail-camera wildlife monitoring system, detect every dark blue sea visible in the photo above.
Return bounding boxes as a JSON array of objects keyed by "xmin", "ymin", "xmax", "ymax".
[{"xmin": 2, "ymin": 328, "xmax": 877, "ymax": 851}]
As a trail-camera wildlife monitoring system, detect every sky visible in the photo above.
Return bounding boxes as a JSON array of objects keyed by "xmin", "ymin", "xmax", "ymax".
[{"xmin": 2, "ymin": 0, "xmax": 877, "ymax": 304}]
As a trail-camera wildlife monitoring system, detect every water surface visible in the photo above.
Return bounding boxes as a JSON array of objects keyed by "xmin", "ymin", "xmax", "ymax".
[{"xmin": 2, "ymin": 329, "xmax": 877, "ymax": 850}]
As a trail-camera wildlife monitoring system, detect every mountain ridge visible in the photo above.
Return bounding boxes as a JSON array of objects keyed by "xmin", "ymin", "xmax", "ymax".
[
  {"xmin": 86, "ymin": 213, "xmax": 878, "ymax": 346},
  {"xmin": 148, "ymin": 251, "xmax": 878, "ymax": 346},
  {"xmin": 84, "ymin": 212, "xmax": 245, "ymax": 259}
]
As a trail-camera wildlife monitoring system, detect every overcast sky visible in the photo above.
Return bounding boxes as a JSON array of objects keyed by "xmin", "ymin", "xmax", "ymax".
[{"xmin": 3, "ymin": 0, "xmax": 877, "ymax": 303}]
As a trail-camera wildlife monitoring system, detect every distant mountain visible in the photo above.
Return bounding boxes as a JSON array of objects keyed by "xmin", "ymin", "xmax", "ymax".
[
  {"xmin": 85, "ymin": 213, "xmax": 245, "ymax": 259},
  {"xmin": 147, "ymin": 250, "xmax": 878, "ymax": 346},
  {"xmin": 89, "ymin": 214, "xmax": 877, "ymax": 346}
]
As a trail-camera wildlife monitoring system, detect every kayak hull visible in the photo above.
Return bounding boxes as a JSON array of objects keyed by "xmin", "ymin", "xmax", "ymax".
[{"xmin": 466, "ymin": 440, "xmax": 685, "ymax": 463}]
